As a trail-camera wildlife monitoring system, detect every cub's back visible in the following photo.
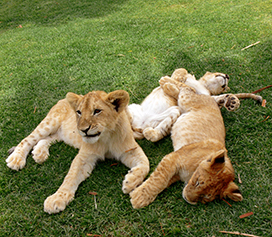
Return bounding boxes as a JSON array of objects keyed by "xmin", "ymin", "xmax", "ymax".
[{"xmin": 172, "ymin": 94, "xmax": 225, "ymax": 151}]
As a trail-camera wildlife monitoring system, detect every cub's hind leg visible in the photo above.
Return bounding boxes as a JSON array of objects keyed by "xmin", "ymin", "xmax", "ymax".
[
  {"xmin": 141, "ymin": 77, "xmax": 182, "ymax": 142},
  {"xmin": 143, "ymin": 106, "xmax": 181, "ymax": 142},
  {"xmin": 32, "ymin": 134, "xmax": 59, "ymax": 164},
  {"xmin": 127, "ymin": 103, "xmax": 145, "ymax": 140},
  {"xmin": 6, "ymin": 101, "xmax": 67, "ymax": 171},
  {"xmin": 6, "ymin": 117, "xmax": 61, "ymax": 171}
]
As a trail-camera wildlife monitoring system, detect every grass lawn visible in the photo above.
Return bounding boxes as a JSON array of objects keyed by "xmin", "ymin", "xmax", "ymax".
[{"xmin": 0, "ymin": 0, "xmax": 271, "ymax": 236}]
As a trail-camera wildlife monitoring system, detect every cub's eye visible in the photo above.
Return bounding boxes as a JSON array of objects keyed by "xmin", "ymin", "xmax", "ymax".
[
  {"xmin": 76, "ymin": 110, "xmax": 81, "ymax": 116},
  {"xmin": 93, "ymin": 109, "xmax": 102, "ymax": 115},
  {"xmin": 195, "ymin": 179, "xmax": 204, "ymax": 187},
  {"xmin": 204, "ymin": 194, "xmax": 212, "ymax": 199}
]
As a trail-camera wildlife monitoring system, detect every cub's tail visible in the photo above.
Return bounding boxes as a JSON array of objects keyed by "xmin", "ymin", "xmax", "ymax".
[{"xmin": 234, "ymin": 93, "xmax": 262, "ymax": 104}]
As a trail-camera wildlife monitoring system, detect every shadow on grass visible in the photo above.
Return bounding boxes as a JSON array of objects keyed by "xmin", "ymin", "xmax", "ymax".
[
  {"xmin": 0, "ymin": 0, "xmax": 127, "ymax": 29},
  {"xmin": 162, "ymin": 39, "xmax": 272, "ymax": 91}
]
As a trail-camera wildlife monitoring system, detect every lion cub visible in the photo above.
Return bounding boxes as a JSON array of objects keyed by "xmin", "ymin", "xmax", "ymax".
[
  {"xmin": 6, "ymin": 90, "xmax": 149, "ymax": 214},
  {"xmin": 130, "ymin": 78, "xmax": 243, "ymax": 208}
]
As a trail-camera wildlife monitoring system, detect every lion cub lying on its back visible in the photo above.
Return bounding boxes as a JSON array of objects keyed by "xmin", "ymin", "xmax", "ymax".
[
  {"xmin": 130, "ymin": 78, "xmax": 243, "ymax": 208},
  {"xmin": 6, "ymin": 90, "xmax": 149, "ymax": 214}
]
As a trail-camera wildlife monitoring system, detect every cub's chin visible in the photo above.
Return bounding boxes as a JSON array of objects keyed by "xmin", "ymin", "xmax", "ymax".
[{"xmin": 82, "ymin": 132, "xmax": 101, "ymax": 144}]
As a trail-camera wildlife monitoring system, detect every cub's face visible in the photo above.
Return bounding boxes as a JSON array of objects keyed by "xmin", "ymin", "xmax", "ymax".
[
  {"xmin": 182, "ymin": 150, "xmax": 243, "ymax": 204},
  {"xmin": 199, "ymin": 72, "xmax": 230, "ymax": 95},
  {"xmin": 66, "ymin": 90, "xmax": 129, "ymax": 144}
]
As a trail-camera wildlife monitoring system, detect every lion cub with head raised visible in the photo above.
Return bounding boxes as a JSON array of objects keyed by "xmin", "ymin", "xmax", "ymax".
[
  {"xmin": 130, "ymin": 77, "xmax": 243, "ymax": 208},
  {"xmin": 6, "ymin": 90, "xmax": 149, "ymax": 214}
]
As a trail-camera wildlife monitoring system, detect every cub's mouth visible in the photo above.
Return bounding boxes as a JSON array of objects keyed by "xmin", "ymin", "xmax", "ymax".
[{"xmin": 85, "ymin": 132, "xmax": 101, "ymax": 138}]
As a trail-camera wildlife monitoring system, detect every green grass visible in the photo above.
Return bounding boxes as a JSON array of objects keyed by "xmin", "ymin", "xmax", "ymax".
[{"xmin": 0, "ymin": 0, "xmax": 271, "ymax": 236}]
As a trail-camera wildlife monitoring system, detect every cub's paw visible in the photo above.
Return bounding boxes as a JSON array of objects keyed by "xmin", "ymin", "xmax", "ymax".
[
  {"xmin": 32, "ymin": 145, "xmax": 49, "ymax": 164},
  {"xmin": 224, "ymin": 94, "xmax": 240, "ymax": 111},
  {"xmin": 6, "ymin": 152, "xmax": 26, "ymax": 171},
  {"xmin": 143, "ymin": 127, "xmax": 162, "ymax": 142},
  {"xmin": 132, "ymin": 127, "xmax": 144, "ymax": 140},
  {"xmin": 130, "ymin": 185, "xmax": 155, "ymax": 209},
  {"xmin": 159, "ymin": 76, "xmax": 177, "ymax": 87},
  {"xmin": 122, "ymin": 167, "xmax": 147, "ymax": 194},
  {"xmin": 161, "ymin": 83, "xmax": 180, "ymax": 99},
  {"xmin": 44, "ymin": 192, "xmax": 73, "ymax": 214},
  {"xmin": 171, "ymin": 68, "xmax": 188, "ymax": 83}
]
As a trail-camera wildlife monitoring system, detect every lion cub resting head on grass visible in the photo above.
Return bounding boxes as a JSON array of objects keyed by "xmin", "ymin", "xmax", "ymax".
[
  {"xmin": 6, "ymin": 90, "xmax": 149, "ymax": 214},
  {"xmin": 130, "ymin": 78, "xmax": 243, "ymax": 208}
]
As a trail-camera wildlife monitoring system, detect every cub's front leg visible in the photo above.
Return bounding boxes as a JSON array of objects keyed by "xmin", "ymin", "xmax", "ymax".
[
  {"xmin": 120, "ymin": 144, "xmax": 150, "ymax": 194},
  {"xmin": 212, "ymin": 94, "xmax": 240, "ymax": 111},
  {"xmin": 44, "ymin": 151, "xmax": 99, "ymax": 214},
  {"xmin": 130, "ymin": 152, "xmax": 180, "ymax": 208}
]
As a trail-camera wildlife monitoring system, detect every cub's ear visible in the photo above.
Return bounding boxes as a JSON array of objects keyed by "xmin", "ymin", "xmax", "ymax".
[
  {"xmin": 106, "ymin": 90, "xmax": 129, "ymax": 113},
  {"xmin": 66, "ymin": 92, "xmax": 83, "ymax": 111},
  {"xmin": 208, "ymin": 149, "xmax": 226, "ymax": 171},
  {"xmin": 223, "ymin": 181, "xmax": 243, "ymax": 202}
]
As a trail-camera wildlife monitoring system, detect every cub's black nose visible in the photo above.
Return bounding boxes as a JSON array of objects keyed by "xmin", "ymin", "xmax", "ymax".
[{"xmin": 82, "ymin": 126, "xmax": 91, "ymax": 135}]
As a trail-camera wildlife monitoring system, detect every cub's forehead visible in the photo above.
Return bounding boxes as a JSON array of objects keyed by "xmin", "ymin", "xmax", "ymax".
[
  {"xmin": 79, "ymin": 91, "xmax": 108, "ymax": 107},
  {"xmin": 85, "ymin": 91, "xmax": 107, "ymax": 99}
]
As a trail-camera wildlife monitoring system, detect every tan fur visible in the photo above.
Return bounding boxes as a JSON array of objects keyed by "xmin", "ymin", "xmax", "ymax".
[
  {"xmin": 6, "ymin": 90, "xmax": 149, "ymax": 214},
  {"xmin": 130, "ymin": 81, "xmax": 243, "ymax": 208}
]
